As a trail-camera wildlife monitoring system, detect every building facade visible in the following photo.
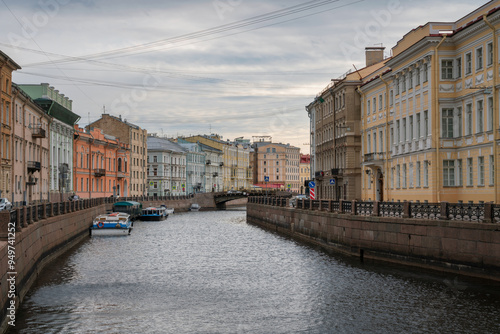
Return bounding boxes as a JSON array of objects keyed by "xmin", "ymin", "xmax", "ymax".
[
  {"xmin": 147, "ymin": 135, "xmax": 187, "ymax": 196},
  {"xmin": 252, "ymin": 140, "xmax": 301, "ymax": 191},
  {"xmin": 178, "ymin": 141, "xmax": 206, "ymax": 194},
  {"xmin": 360, "ymin": 1, "xmax": 500, "ymax": 203},
  {"xmin": 185, "ymin": 134, "xmax": 251, "ymax": 191},
  {"xmin": 73, "ymin": 125, "xmax": 130, "ymax": 199},
  {"xmin": 11, "ymin": 84, "xmax": 51, "ymax": 205},
  {"xmin": 307, "ymin": 50, "xmax": 386, "ymax": 200},
  {"xmin": 0, "ymin": 50, "xmax": 21, "ymax": 200},
  {"xmin": 199, "ymin": 143, "xmax": 223, "ymax": 192},
  {"xmin": 89, "ymin": 114, "xmax": 147, "ymax": 197},
  {"xmin": 18, "ymin": 83, "xmax": 80, "ymax": 202},
  {"xmin": 299, "ymin": 154, "xmax": 311, "ymax": 195}
]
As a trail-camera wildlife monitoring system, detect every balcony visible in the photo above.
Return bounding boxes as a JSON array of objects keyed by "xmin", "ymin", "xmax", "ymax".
[
  {"xmin": 32, "ymin": 126, "xmax": 46, "ymax": 138},
  {"xmin": 206, "ymin": 160, "xmax": 212, "ymax": 165},
  {"xmin": 27, "ymin": 161, "xmax": 41, "ymax": 173},
  {"xmin": 94, "ymin": 168, "xmax": 106, "ymax": 177},
  {"xmin": 364, "ymin": 152, "xmax": 385, "ymax": 167},
  {"xmin": 117, "ymin": 171, "xmax": 126, "ymax": 178}
]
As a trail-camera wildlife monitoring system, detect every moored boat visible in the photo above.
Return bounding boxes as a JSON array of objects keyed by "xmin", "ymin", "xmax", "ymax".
[
  {"xmin": 90, "ymin": 212, "xmax": 133, "ymax": 236},
  {"xmin": 112, "ymin": 201, "xmax": 142, "ymax": 220},
  {"xmin": 189, "ymin": 203, "xmax": 201, "ymax": 212},
  {"xmin": 160, "ymin": 204, "xmax": 174, "ymax": 214},
  {"xmin": 140, "ymin": 207, "xmax": 169, "ymax": 221}
]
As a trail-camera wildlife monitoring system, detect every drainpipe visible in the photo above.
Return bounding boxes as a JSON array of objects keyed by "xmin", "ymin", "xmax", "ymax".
[
  {"xmin": 380, "ymin": 74, "xmax": 390, "ymax": 202},
  {"xmin": 434, "ymin": 35, "xmax": 447, "ymax": 203},
  {"xmin": 484, "ymin": 15, "xmax": 498, "ymax": 203}
]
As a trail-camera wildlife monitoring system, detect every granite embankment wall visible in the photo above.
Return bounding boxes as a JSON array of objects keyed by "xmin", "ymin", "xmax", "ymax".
[
  {"xmin": 247, "ymin": 202, "xmax": 500, "ymax": 282},
  {"xmin": 0, "ymin": 192, "xmax": 225, "ymax": 333}
]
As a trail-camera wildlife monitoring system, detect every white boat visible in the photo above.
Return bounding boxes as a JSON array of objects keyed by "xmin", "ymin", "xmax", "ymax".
[
  {"xmin": 160, "ymin": 204, "xmax": 174, "ymax": 214},
  {"xmin": 189, "ymin": 203, "xmax": 201, "ymax": 212},
  {"xmin": 140, "ymin": 207, "xmax": 169, "ymax": 221},
  {"xmin": 90, "ymin": 212, "xmax": 133, "ymax": 236}
]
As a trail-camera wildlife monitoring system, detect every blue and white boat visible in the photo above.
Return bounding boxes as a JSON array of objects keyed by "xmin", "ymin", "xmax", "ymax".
[
  {"xmin": 90, "ymin": 212, "xmax": 133, "ymax": 236},
  {"xmin": 140, "ymin": 207, "xmax": 169, "ymax": 221}
]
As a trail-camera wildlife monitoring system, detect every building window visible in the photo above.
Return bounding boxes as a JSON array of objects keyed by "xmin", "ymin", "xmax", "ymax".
[
  {"xmin": 465, "ymin": 52, "xmax": 472, "ymax": 75},
  {"xmin": 409, "ymin": 115, "xmax": 414, "ymax": 141},
  {"xmin": 487, "ymin": 42, "xmax": 493, "ymax": 66},
  {"xmin": 467, "ymin": 158, "xmax": 473, "ymax": 186},
  {"xmin": 466, "ymin": 103, "xmax": 473, "ymax": 135},
  {"xmin": 401, "ymin": 74, "xmax": 406, "ymax": 92},
  {"xmin": 457, "ymin": 159, "xmax": 463, "ymax": 186},
  {"xmin": 441, "ymin": 59, "xmax": 453, "ymax": 79},
  {"xmin": 442, "ymin": 108, "xmax": 454, "ymax": 138},
  {"xmin": 416, "ymin": 161, "xmax": 421, "ymax": 187},
  {"xmin": 408, "ymin": 70, "xmax": 413, "ymax": 89},
  {"xmin": 490, "ymin": 155, "xmax": 494, "ymax": 186},
  {"xmin": 477, "ymin": 100, "xmax": 484, "ymax": 133},
  {"xmin": 402, "ymin": 118, "xmax": 407, "ymax": 142},
  {"xmin": 396, "ymin": 165, "xmax": 401, "ymax": 188},
  {"xmin": 373, "ymin": 97, "xmax": 376, "ymax": 113},
  {"xmin": 403, "ymin": 164, "xmax": 407, "ymax": 188},
  {"xmin": 456, "ymin": 107, "xmax": 462, "ymax": 137},
  {"xmin": 488, "ymin": 97, "xmax": 494, "ymax": 131},
  {"xmin": 478, "ymin": 156, "xmax": 485, "ymax": 186},
  {"xmin": 389, "ymin": 90, "xmax": 394, "ymax": 106},
  {"xmin": 379, "ymin": 130, "xmax": 383, "ymax": 153},
  {"xmin": 476, "ymin": 47, "xmax": 483, "ymax": 71},
  {"xmin": 367, "ymin": 134, "xmax": 371, "ymax": 154},
  {"xmin": 391, "ymin": 167, "xmax": 394, "ymax": 189},
  {"xmin": 395, "ymin": 78, "xmax": 400, "ymax": 95},
  {"xmin": 409, "ymin": 164, "xmax": 414, "ymax": 188},
  {"xmin": 367, "ymin": 100, "xmax": 371, "ymax": 115},
  {"xmin": 424, "ymin": 111, "xmax": 429, "ymax": 137},
  {"xmin": 423, "ymin": 64, "xmax": 428, "ymax": 82},
  {"xmin": 396, "ymin": 120, "xmax": 400, "ymax": 143},
  {"xmin": 379, "ymin": 94, "xmax": 383, "ymax": 110},
  {"xmin": 416, "ymin": 113, "xmax": 421, "ymax": 138},
  {"xmin": 455, "ymin": 57, "xmax": 462, "ymax": 78},
  {"xmin": 416, "ymin": 67, "xmax": 421, "ymax": 85},
  {"xmin": 424, "ymin": 161, "xmax": 429, "ymax": 187},
  {"xmin": 443, "ymin": 160, "xmax": 455, "ymax": 186}
]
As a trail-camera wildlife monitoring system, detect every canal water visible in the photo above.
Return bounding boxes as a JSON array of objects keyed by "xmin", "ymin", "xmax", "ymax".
[{"xmin": 8, "ymin": 209, "xmax": 500, "ymax": 334}]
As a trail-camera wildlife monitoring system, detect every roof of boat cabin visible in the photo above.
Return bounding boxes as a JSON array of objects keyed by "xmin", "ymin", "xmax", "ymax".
[{"xmin": 113, "ymin": 201, "xmax": 142, "ymax": 207}]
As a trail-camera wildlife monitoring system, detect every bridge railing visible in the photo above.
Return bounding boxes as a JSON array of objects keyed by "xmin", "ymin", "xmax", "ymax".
[{"xmin": 248, "ymin": 196, "xmax": 499, "ymax": 223}]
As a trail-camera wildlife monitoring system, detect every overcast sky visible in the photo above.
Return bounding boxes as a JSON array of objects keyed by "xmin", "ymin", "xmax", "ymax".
[{"xmin": 0, "ymin": 0, "xmax": 490, "ymax": 153}]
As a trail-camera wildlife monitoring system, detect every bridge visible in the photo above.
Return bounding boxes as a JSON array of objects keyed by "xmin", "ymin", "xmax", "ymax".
[{"xmin": 213, "ymin": 192, "xmax": 249, "ymax": 209}]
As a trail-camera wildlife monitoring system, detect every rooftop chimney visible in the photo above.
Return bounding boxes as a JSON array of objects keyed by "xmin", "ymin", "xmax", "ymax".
[{"xmin": 365, "ymin": 47, "xmax": 385, "ymax": 67}]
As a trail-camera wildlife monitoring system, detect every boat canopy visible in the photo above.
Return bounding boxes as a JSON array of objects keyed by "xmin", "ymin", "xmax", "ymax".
[{"xmin": 113, "ymin": 201, "xmax": 142, "ymax": 207}]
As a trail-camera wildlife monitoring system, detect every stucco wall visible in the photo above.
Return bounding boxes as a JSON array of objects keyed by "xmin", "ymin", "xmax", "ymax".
[{"xmin": 247, "ymin": 203, "xmax": 500, "ymax": 282}]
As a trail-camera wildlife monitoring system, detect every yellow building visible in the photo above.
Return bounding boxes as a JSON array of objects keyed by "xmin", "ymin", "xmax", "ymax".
[
  {"xmin": 299, "ymin": 154, "xmax": 311, "ymax": 195},
  {"xmin": 185, "ymin": 135, "xmax": 251, "ymax": 191},
  {"xmin": 360, "ymin": 1, "xmax": 500, "ymax": 203},
  {"xmin": 0, "ymin": 50, "xmax": 21, "ymax": 198}
]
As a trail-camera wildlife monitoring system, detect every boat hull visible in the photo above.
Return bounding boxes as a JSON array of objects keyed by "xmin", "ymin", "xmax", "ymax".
[
  {"xmin": 90, "ymin": 227, "xmax": 132, "ymax": 236},
  {"xmin": 140, "ymin": 214, "xmax": 168, "ymax": 221}
]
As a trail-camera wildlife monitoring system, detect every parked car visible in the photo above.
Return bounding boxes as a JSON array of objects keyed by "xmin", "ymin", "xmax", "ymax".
[
  {"xmin": 290, "ymin": 195, "xmax": 308, "ymax": 207},
  {"xmin": 0, "ymin": 198, "xmax": 12, "ymax": 211},
  {"xmin": 68, "ymin": 194, "xmax": 80, "ymax": 201}
]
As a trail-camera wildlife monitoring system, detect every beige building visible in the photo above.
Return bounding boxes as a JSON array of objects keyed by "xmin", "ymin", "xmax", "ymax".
[
  {"xmin": 0, "ymin": 50, "xmax": 21, "ymax": 199},
  {"xmin": 89, "ymin": 114, "xmax": 147, "ymax": 197},
  {"xmin": 252, "ymin": 140, "xmax": 301, "ymax": 192},
  {"xmin": 185, "ymin": 134, "xmax": 251, "ymax": 191},
  {"xmin": 299, "ymin": 154, "xmax": 310, "ymax": 195},
  {"xmin": 11, "ymin": 84, "xmax": 51, "ymax": 205},
  {"xmin": 307, "ymin": 50, "xmax": 386, "ymax": 200},
  {"xmin": 360, "ymin": 1, "xmax": 500, "ymax": 203}
]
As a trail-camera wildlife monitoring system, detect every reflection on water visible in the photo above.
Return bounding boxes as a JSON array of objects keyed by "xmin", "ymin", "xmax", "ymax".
[{"xmin": 8, "ymin": 208, "xmax": 500, "ymax": 334}]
